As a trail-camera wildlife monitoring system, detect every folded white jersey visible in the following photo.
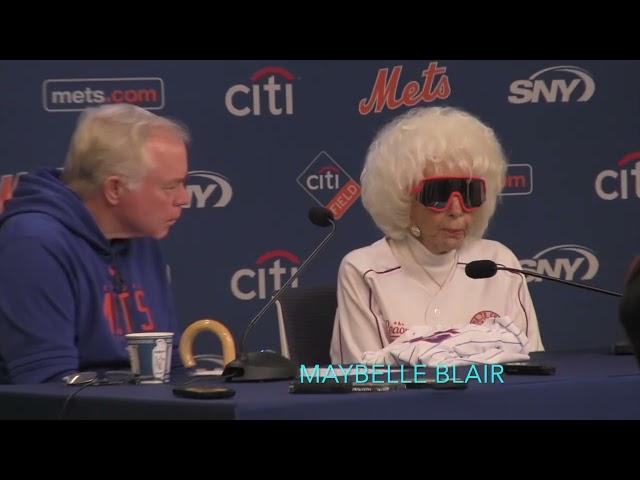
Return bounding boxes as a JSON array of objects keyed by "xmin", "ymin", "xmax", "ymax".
[{"xmin": 361, "ymin": 316, "xmax": 531, "ymax": 366}]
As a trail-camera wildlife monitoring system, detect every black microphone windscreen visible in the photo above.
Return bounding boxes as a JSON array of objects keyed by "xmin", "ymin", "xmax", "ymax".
[
  {"xmin": 465, "ymin": 260, "xmax": 498, "ymax": 279},
  {"xmin": 308, "ymin": 207, "xmax": 334, "ymax": 227}
]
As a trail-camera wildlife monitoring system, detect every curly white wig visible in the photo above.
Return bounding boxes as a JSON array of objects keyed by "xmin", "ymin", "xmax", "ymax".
[{"xmin": 361, "ymin": 106, "xmax": 507, "ymax": 240}]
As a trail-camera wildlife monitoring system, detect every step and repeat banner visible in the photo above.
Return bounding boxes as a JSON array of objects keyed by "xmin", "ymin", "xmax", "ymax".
[{"xmin": 1, "ymin": 60, "xmax": 639, "ymax": 353}]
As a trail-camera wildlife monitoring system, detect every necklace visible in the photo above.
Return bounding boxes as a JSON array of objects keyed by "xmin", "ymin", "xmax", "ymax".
[{"xmin": 423, "ymin": 251, "xmax": 459, "ymax": 289}]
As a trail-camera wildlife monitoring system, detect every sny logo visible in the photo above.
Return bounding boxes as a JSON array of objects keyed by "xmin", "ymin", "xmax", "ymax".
[
  {"xmin": 520, "ymin": 244, "xmax": 599, "ymax": 283},
  {"xmin": 358, "ymin": 61, "xmax": 451, "ymax": 115},
  {"xmin": 508, "ymin": 65, "xmax": 595, "ymax": 104},
  {"xmin": 184, "ymin": 170, "xmax": 233, "ymax": 208},
  {"xmin": 297, "ymin": 151, "xmax": 361, "ymax": 220},
  {"xmin": 231, "ymin": 250, "xmax": 300, "ymax": 300},
  {"xmin": 225, "ymin": 66, "xmax": 295, "ymax": 117}
]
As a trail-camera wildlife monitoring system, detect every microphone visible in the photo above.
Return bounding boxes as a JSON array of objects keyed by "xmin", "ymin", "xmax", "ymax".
[
  {"xmin": 464, "ymin": 259, "xmax": 622, "ymax": 297},
  {"xmin": 223, "ymin": 207, "xmax": 337, "ymax": 382},
  {"xmin": 464, "ymin": 260, "xmax": 498, "ymax": 279},
  {"xmin": 308, "ymin": 206, "xmax": 334, "ymax": 227}
]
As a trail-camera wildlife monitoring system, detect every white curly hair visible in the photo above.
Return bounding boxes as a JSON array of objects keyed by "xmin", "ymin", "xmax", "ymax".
[{"xmin": 361, "ymin": 106, "xmax": 507, "ymax": 240}]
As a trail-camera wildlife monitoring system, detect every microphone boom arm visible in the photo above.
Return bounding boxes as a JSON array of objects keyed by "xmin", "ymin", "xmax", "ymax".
[
  {"xmin": 501, "ymin": 265, "xmax": 622, "ymax": 298},
  {"xmin": 240, "ymin": 218, "xmax": 337, "ymax": 352}
]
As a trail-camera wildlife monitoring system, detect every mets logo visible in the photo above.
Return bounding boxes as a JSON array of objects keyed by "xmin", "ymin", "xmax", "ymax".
[{"xmin": 470, "ymin": 310, "xmax": 500, "ymax": 325}]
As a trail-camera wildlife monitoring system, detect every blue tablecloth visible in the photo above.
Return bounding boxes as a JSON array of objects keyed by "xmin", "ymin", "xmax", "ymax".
[{"xmin": 1, "ymin": 352, "xmax": 638, "ymax": 419}]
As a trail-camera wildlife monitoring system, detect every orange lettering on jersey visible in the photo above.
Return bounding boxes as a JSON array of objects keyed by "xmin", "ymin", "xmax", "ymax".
[
  {"xmin": 103, "ymin": 292, "xmax": 121, "ymax": 334},
  {"xmin": 135, "ymin": 290, "xmax": 156, "ymax": 331},
  {"xmin": 118, "ymin": 291, "xmax": 134, "ymax": 333},
  {"xmin": 0, "ymin": 175, "xmax": 15, "ymax": 214}
]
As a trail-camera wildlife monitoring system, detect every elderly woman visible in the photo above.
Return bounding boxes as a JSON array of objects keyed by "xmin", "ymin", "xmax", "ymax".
[{"xmin": 330, "ymin": 106, "xmax": 544, "ymax": 365}]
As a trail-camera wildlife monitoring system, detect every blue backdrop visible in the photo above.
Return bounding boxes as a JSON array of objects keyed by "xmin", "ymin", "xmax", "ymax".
[{"xmin": 1, "ymin": 60, "xmax": 638, "ymax": 354}]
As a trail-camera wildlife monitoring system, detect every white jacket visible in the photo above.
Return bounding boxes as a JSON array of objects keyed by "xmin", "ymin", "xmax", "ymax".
[{"xmin": 330, "ymin": 236, "xmax": 544, "ymax": 364}]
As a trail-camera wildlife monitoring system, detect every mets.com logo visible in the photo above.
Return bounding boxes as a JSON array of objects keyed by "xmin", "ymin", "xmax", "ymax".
[
  {"xmin": 594, "ymin": 151, "xmax": 640, "ymax": 201},
  {"xmin": 225, "ymin": 66, "xmax": 295, "ymax": 117},
  {"xmin": 42, "ymin": 77, "xmax": 165, "ymax": 112},
  {"xmin": 183, "ymin": 170, "xmax": 233, "ymax": 208},
  {"xmin": 358, "ymin": 61, "xmax": 451, "ymax": 115},
  {"xmin": 519, "ymin": 244, "xmax": 599, "ymax": 283},
  {"xmin": 501, "ymin": 164, "xmax": 533, "ymax": 196},
  {"xmin": 508, "ymin": 65, "xmax": 595, "ymax": 104},
  {"xmin": 297, "ymin": 151, "xmax": 361, "ymax": 220},
  {"xmin": 231, "ymin": 250, "xmax": 300, "ymax": 300}
]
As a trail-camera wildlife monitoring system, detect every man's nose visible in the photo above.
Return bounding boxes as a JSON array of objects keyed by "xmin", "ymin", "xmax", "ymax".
[{"xmin": 175, "ymin": 183, "xmax": 190, "ymax": 207}]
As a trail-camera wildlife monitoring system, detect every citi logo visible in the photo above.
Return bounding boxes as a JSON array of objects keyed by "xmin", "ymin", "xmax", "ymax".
[
  {"xmin": 358, "ymin": 61, "xmax": 451, "ymax": 115},
  {"xmin": 230, "ymin": 250, "xmax": 300, "ymax": 300},
  {"xmin": 595, "ymin": 152, "xmax": 640, "ymax": 200},
  {"xmin": 520, "ymin": 244, "xmax": 599, "ymax": 283},
  {"xmin": 184, "ymin": 170, "xmax": 233, "ymax": 208},
  {"xmin": 508, "ymin": 65, "xmax": 595, "ymax": 104},
  {"xmin": 225, "ymin": 66, "xmax": 295, "ymax": 117},
  {"xmin": 305, "ymin": 166, "xmax": 341, "ymax": 191},
  {"xmin": 297, "ymin": 151, "xmax": 361, "ymax": 220}
]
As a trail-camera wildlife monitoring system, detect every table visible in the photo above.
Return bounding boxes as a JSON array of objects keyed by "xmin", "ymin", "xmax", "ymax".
[{"xmin": 1, "ymin": 352, "xmax": 638, "ymax": 420}]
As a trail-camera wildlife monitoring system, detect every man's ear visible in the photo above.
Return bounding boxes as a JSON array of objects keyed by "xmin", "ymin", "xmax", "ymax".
[{"xmin": 104, "ymin": 175, "xmax": 124, "ymax": 206}]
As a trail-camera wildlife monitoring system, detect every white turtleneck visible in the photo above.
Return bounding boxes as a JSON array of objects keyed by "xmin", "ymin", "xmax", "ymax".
[{"xmin": 389, "ymin": 235, "xmax": 458, "ymax": 295}]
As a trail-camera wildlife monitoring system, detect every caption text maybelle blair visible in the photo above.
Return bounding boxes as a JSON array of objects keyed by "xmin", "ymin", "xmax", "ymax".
[{"xmin": 300, "ymin": 364, "xmax": 505, "ymax": 384}]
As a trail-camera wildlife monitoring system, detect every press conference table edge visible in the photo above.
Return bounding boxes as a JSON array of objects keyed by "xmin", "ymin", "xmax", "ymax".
[{"xmin": 1, "ymin": 352, "xmax": 639, "ymax": 420}]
